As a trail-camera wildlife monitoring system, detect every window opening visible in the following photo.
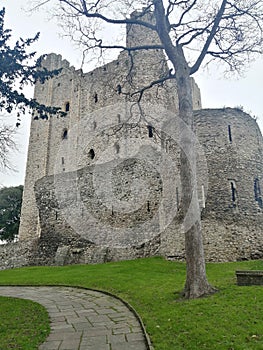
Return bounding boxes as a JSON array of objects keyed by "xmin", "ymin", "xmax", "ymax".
[
  {"xmin": 61, "ymin": 157, "xmax": 64, "ymax": 165},
  {"xmin": 254, "ymin": 178, "xmax": 262, "ymax": 208},
  {"xmin": 230, "ymin": 181, "xmax": 237, "ymax": 202},
  {"xmin": 88, "ymin": 149, "xmax": 95, "ymax": 160},
  {"xmin": 115, "ymin": 143, "xmax": 120, "ymax": 154},
  {"xmin": 228, "ymin": 125, "xmax": 232, "ymax": 143},
  {"xmin": 65, "ymin": 102, "xmax": 70, "ymax": 112},
  {"xmin": 117, "ymin": 84, "xmax": 122, "ymax": 94},
  {"xmin": 147, "ymin": 201, "xmax": 150, "ymax": 212},
  {"xmin": 148, "ymin": 125, "xmax": 153, "ymax": 138},
  {"xmin": 62, "ymin": 129, "xmax": 68, "ymax": 140},
  {"xmin": 94, "ymin": 93, "xmax": 98, "ymax": 103},
  {"xmin": 117, "ymin": 114, "xmax": 121, "ymax": 124}
]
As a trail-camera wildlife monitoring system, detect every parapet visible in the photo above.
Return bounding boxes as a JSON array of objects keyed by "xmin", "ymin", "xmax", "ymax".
[{"xmin": 40, "ymin": 53, "xmax": 75, "ymax": 72}]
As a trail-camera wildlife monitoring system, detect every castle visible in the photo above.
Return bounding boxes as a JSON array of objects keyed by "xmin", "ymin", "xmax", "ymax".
[{"xmin": 13, "ymin": 14, "xmax": 263, "ymax": 266}]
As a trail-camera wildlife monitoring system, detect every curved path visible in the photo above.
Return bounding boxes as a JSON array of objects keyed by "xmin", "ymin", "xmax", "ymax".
[{"xmin": 0, "ymin": 286, "xmax": 151, "ymax": 350}]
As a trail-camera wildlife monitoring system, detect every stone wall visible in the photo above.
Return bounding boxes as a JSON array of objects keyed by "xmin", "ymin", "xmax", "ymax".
[
  {"xmin": 31, "ymin": 108, "xmax": 263, "ymax": 264},
  {"xmin": 0, "ymin": 240, "xmax": 38, "ymax": 270}
]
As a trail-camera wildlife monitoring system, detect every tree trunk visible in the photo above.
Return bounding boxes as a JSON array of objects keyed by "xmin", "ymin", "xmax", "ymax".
[
  {"xmin": 154, "ymin": 1, "xmax": 216, "ymax": 298},
  {"xmin": 175, "ymin": 46, "xmax": 216, "ymax": 299}
]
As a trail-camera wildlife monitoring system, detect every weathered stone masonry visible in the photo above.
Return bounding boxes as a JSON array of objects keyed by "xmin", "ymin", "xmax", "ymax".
[{"xmin": 1, "ymin": 12, "xmax": 262, "ymax": 269}]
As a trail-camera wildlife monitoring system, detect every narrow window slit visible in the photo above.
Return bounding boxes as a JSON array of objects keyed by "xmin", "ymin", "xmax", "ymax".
[
  {"xmin": 228, "ymin": 125, "xmax": 232, "ymax": 143},
  {"xmin": 147, "ymin": 201, "xmax": 150, "ymax": 212},
  {"xmin": 62, "ymin": 129, "xmax": 68, "ymax": 140},
  {"xmin": 148, "ymin": 125, "xmax": 153, "ymax": 138},
  {"xmin": 230, "ymin": 181, "xmax": 237, "ymax": 202},
  {"xmin": 65, "ymin": 102, "xmax": 70, "ymax": 112}
]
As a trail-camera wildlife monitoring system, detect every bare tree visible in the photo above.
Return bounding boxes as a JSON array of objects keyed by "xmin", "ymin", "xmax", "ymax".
[
  {"xmin": 0, "ymin": 122, "xmax": 17, "ymax": 171},
  {"xmin": 0, "ymin": 7, "xmax": 66, "ymax": 173},
  {"xmin": 32, "ymin": 0, "xmax": 262, "ymax": 299}
]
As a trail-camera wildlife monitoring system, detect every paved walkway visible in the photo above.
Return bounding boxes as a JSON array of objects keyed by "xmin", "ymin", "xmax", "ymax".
[{"xmin": 0, "ymin": 286, "xmax": 151, "ymax": 350}]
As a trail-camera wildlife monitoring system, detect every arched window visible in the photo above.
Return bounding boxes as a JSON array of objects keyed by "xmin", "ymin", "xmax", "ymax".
[
  {"xmin": 88, "ymin": 149, "xmax": 95, "ymax": 159},
  {"xmin": 117, "ymin": 84, "xmax": 122, "ymax": 94}
]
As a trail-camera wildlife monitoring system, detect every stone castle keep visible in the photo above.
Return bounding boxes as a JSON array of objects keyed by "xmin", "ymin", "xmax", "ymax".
[{"xmin": 1, "ymin": 14, "xmax": 262, "ymax": 268}]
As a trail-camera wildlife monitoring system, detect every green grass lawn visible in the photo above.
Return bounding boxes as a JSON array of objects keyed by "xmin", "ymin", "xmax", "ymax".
[
  {"xmin": 0, "ymin": 296, "xmax": 50, "ymax": 350},
  {"xmin": 0, "ymin": 257, "xmax": 262, "ymax": 350}
]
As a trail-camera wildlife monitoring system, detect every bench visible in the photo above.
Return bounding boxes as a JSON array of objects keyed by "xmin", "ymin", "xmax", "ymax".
[{"xmin": 236, "ymin": 270, "xmax": 263, "ymax": 286}]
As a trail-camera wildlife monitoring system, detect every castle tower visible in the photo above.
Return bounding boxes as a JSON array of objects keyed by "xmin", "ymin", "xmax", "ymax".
[
  {"xmin": 18, "ymin": 13, "xmax": 184, "ymax": 241},
  {"xmin": 18, "ymin": 54, "xmax": 81, "ymax": 240}
]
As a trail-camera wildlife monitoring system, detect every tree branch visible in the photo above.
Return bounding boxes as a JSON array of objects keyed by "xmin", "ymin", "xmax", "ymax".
[
  {"xmin": 130, "ymin": 70, "xmax": 175, "ymax": 103},
  {"xmin": 190, "ymin": 0, "xmax": 227, "ymax": 74},
  {"xmin": 60, "ymin": 0, "xmax": 157, "ymax": 30},
  {"xmin": 171, "ymin": 0, "xmax": 198, "ymax": 30}
]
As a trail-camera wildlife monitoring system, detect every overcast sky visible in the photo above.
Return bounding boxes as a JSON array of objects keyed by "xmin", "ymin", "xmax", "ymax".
[{"xmin": 1, "ymin": 1, "xmax": 263, "ymax": 187}]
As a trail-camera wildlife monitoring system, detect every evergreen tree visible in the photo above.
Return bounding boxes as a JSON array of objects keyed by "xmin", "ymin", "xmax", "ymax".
[
  {"xmin": 0, "ymin": 185, "xmax": 23, "ymax": 242},
  {"xmin": 0, "ymin": 7, "xmax": 64, "ymax": 124}
]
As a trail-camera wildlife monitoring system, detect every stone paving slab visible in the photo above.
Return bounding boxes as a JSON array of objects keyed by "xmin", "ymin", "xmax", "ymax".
[{"xmin": 0, "ymin": 286, "xmax": 151, "ymax": 350}]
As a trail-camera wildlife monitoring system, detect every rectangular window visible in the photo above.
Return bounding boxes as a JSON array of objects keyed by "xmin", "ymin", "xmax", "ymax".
[{"xmin": 148, "ymin": 125, "xmax": 153, "ymax": 138}]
